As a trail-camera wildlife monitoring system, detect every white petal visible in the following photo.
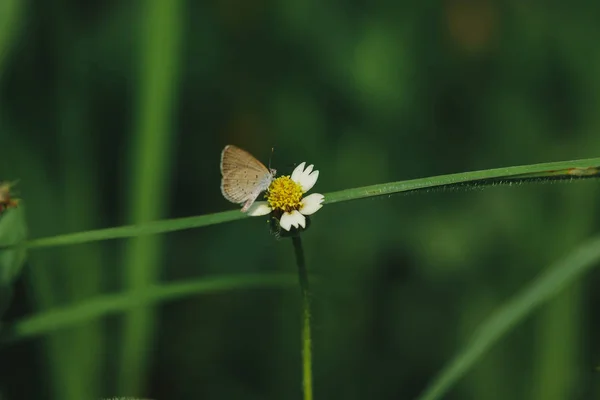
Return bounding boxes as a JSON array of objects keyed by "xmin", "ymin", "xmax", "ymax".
[
  {"xmin": 292, "ymin": 210, "xmax": 306, "ymax": 228},
  {"xmin": 291, "ymin": 162, "xmax": 306, "ymax": 182},
  {"xmin": 300, "ymin": 193, "xmax": 324, "ymax": 215},
  {"xmin": 246, "ymin": 201, "xmax": 272, "ymax": 216},
  {"xmin": 299, "ymin": 169, "xmax": 319, "ymax": 193},
  {"xmin": 279, "ymin": 210, "xmax": 306, "ymax": 231},
  {"xmin": 279, "ymin": 212, "xmax": 293, "ymax": 231},
  {"xmin": 290, "ymin": 161, "xmax": 319, "ymax": 192}
]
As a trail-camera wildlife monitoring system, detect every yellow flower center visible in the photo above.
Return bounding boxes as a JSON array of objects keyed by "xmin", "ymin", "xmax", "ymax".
[{"xmin": 266, "ymin": 176, "xmax": 303, "ymax": 213}]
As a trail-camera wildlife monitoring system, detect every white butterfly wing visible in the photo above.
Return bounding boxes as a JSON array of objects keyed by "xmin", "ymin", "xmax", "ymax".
[{"xmin": 220, "ymin": 145, "xmax": 272, "ymax": 205}]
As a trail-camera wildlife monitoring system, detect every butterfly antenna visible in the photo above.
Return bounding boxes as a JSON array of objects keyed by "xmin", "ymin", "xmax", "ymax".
[{"xmin": 268, "ymin": 146, "xmax": 275, "ymax": 170}]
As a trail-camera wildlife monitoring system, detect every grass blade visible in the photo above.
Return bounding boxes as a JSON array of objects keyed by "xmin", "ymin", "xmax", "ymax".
[
  {"xmin": 325, "ymin": 158, "xmax": 600, "ymax": 204},
  {"xmin": 3, "ymin": 157, "xmax": 599, "ymax": 252},
  {"xmin": 0, "ymin": 274, "xmax": 299, "ymax": 344},
  {"xmin": 415, "ymin": 235, "xmax": 600, "ymax": 400},
  {"xmin": 118, "ymin": 0, "xmax": 183, "ymax": 393},
  {"xmin": 23, "ymin": 210, "xmax": 246, "ymax": 249}
]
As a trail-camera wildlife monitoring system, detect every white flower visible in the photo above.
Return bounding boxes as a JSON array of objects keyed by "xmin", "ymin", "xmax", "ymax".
[{"xmin": 247, "ymin": 162, "xmax": 324, "ymax": 231}]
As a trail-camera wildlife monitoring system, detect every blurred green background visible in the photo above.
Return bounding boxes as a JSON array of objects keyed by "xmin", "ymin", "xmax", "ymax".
[{"xmin": 1, "ymin": 0, "xmax": 600, "ymax": 399}]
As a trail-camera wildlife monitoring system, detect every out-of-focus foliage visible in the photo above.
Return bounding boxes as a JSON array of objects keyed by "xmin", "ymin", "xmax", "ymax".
[
  {"xmin": 0, "ymin": 206, "xmax": 27, "ymax": 320},
  {"xmin": 0, "ymin": 207, "xmax": 27, "ymax": 287},
  {"xmin": 0, "ymin": 1, "xmax": 599, "ymax": 399}
]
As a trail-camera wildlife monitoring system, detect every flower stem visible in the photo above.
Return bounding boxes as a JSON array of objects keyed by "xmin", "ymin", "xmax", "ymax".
[{"xmin": 292, "ymin": 235, "xmax": 313, "ymax": 400}]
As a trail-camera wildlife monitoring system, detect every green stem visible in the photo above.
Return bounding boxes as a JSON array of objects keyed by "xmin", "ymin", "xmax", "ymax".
[
  {"xmin": 117, "ymin": 0, "xmax": 182, "ymax": 393},
  {"xmin": 416, "ymin": 234, "xmax": 600, "ymax": 400},
  {"xmin": 0, "ymin": 273, "xmax": 299, "ymax": 344},
  {"xmin": 292, "ymin": 236, "xmax": 313, "ymax": 400},
  {"xmin": 2, "ymin": 157, "xmax": 599, "ymax": 252}
]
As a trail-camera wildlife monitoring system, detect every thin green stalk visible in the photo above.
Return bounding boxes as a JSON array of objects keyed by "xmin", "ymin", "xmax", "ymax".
[
  {"xmin": 2, "ymin": 157, "xmax": 597, "ymax": 252},
  {"xmin": 118, "ymin": 0, "xmax": 182, "ymax": 393},
  {"xmin": 54, "ymin": 40, "xmax": 104, "ymax": 400},
  {"xmin": 416, "ymin": 234, "xmax": 600, "ymax": 400},
  {"xmin": 0, "ymin": 273, "xmax": 299, "ymax": 344},
  {"xmin": 324, "ymin": 159, "xmax": 600, "ymax": 204},
  {"xmin": 292, "ymin": 236, "xmax": 313, "ymax": 400}
]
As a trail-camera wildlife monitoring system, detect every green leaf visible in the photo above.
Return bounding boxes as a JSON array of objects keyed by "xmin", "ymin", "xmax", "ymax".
[{"xmin": 416, "ymin": 234, "xmax": 600, "ymax": 400}]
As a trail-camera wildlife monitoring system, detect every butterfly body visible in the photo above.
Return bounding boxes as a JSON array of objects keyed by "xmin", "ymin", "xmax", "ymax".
[{"xmin": 220, "ymin": 145, "xmax": 276, "ymax": 212}]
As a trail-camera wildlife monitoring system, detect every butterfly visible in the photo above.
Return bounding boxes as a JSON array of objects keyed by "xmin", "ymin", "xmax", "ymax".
[{"xmin": 220, "ymin": 145, "xmax": 276, "ymax": 212}]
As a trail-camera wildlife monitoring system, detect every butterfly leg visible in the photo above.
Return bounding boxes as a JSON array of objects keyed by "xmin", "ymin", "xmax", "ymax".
[
  {"xmin": 241, "ymin": 198, "xmax": 253, "ymax": 213},
  {"xmin": 241, "ymin": 186, "xmax": 266, "ymax": 213}
]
